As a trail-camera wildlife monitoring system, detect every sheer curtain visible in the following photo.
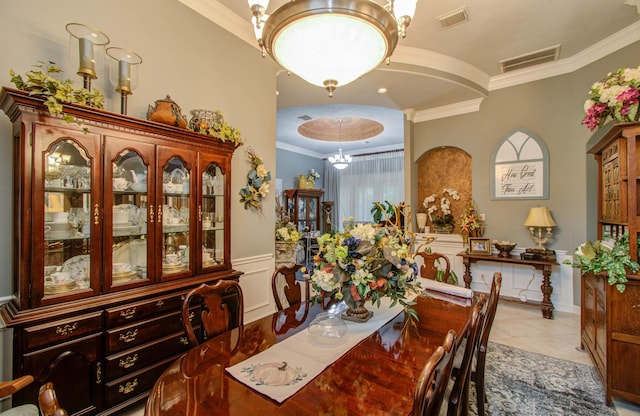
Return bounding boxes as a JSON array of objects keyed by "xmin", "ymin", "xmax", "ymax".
[{"xmin": 325, "ymin": 151, "xmax": 404, "ymax": 230}]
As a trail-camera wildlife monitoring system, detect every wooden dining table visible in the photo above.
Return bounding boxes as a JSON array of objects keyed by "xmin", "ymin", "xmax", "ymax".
[{"xmin": 145, "ymin": 290, "xmax": 476, "ymax": 416}]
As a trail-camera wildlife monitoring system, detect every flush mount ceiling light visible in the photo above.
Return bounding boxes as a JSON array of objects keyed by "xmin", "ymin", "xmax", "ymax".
[{"xmin": 248, "ymin": 0, "xmax": 419, "ymax": 97}]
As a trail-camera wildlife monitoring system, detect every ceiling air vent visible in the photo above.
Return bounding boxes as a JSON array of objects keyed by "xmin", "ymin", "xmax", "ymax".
[
  {"xmin": 297, "ymin": 115, "xmax": 312, "ymax": 121},
  {"xmin": 436, "ymin": 7, "xmax": 469, "ymax": 29},
  {"xmin": 499, "ymin": 44, "xmax": 561, "ymax": 73}
]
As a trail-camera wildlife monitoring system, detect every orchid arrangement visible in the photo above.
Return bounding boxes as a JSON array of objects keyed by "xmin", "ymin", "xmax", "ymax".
[
  {"xmin": 570, "ymin": 233, "xmax": 639, "ymax": 293},
  {"xmin": 423, "ymin": 188, "xmax": 460, "ymax": 227},
  {"xmin": 582, "ymin": 66, "xmax": 640, "ymax": 131},
  {"xmin": 307, "ymin": 169, "xmax": 320, "ymax": 182},
  {"xmin": 239, "ymin": 148, "xmax": 271, "ymax": 212},
  {"xmin": 310, "ymin": 221, "xmax": 421, "ymax": 320}
]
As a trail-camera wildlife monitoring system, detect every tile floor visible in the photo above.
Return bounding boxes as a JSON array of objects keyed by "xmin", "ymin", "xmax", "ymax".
[{"xmin": 121, "ymin": 300, "xmax": 640, "ymax": 416}]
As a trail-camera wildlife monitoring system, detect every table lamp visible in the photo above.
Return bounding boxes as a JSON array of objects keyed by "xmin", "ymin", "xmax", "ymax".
[{"xmin": 524, "ymin": 206, "xmax": 556, "ymax": 251}]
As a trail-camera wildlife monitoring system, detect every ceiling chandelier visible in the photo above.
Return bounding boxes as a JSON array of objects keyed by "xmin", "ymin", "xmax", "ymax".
[
  {"xmin": 328, "ymin": 120, "xmax": 352, "ymax": 169},
  {"xmin": 248, "ymin": 0, "xmax": 419, "ymax": 97}
]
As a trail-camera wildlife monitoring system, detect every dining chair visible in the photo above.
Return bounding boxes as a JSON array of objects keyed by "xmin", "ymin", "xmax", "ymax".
[
  {"xmin": 415, "ymin": 251, "xmax": 451, "ymax": 282},
  {"xmin": 271, "ymin": 263, "xmax": 307, "ymax": 310},
  {"xmin": 181, "ymin": 279, "xmax": 244, "ymax": 345},
  {"xmin": 474, "ymin": 272, "xmax": 502, "ymax": 416},
  {"xmin": 38, "ymin": 382, "xmax": 68, "ymax": 416},
  {"xmin": 0, "ymin": 375, "xmax": 38, "ymax": 416},
  {"xmin": 447, "ymin": 293, "xmax": 488, "ymax": 416},
  {"xmin": 412, "ymin": 329, "xmax": 457, "ymax": 416}
]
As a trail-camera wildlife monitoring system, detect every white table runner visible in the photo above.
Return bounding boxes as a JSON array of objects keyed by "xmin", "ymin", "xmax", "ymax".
[
  {"xmin": 226, "ymin": 296, "xmax": 406, "ymax": 403},
  {"xmin": 226, "ymin": 278, "xmax": 473, "ymax": 403}
]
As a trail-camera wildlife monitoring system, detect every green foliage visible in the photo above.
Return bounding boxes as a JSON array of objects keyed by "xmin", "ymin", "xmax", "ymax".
[
  {"xmin": 9, "ymin": 61, "xmax": 104, "ymax": 129},
  {"xmin": 370, "ymin": 200, "xmax": 396, "ymax": 224},
  {"xmin": 570, "ymin": 233, "xmax": 639, "ymax": 293}
]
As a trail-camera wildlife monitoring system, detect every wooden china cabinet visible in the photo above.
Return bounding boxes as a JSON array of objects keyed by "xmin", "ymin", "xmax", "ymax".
[
  {"xmin": 584, "ymin": 121, "xmax": 640, "ymax": 405},
  {"xmin": 0, "ymin": 88, "xmax": 242, "ymax": 415},
  {"xmin": 283, "ymin": 188, "xmax": 324, "ymax": 232}
]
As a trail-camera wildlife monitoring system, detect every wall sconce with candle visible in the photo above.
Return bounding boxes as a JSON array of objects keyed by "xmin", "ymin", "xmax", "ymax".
[
  {"xmin": 106, "ymin": 47, "xmax": 142, "ymax": 115},
  {"xmin": 523, "ymin": 206, "xmax": 556, "ymax": 251},
  {"xmin": 66, "ymin": 23, "xmax": 110, "ymax": 91}
]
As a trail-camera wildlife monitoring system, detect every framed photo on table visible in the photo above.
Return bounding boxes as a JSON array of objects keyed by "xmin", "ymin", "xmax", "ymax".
[{"xmin": 469, "ymin": 237, "xmax": 491, "ymax": 255}]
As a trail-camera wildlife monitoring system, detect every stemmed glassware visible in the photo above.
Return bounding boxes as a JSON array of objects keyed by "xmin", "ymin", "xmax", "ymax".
[{"xmin": 68, "ymin": 208, "xmax": 88, "ymax": 236}]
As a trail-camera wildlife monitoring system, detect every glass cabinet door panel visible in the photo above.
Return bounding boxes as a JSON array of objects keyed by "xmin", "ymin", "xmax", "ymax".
[
  {"xmin": 201, "ymin": 163, "xmax": 225, "ymax": 268},
  {"xmin": 162, "ymin": 156, "xmax": 192, "ymax": 277},
  {"xmin": 43, "ymin": 140, "xmax": 93, "ymax": 297},
  {"xmin": 111, "ymin": 150, "xmax": 149, "ymax": 286}
]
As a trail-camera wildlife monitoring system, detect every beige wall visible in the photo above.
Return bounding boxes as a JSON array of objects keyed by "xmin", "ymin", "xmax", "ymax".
[
  {"xmin": 410, "ymin": 41, "xmax": 640, "ymax": 303},
  {"xmin": 0, "ymin": 0, "xmax": 279, "ymax": 297}
]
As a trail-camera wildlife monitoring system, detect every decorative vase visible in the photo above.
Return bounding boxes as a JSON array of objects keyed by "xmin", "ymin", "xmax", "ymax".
[
  {"xmin": 298, "ymin": 174, "xmax": 315, "ymax": 189},
  {"xmin": 416, "ymin": 213, "xmax": 428, "ymax": 232},
  {"xmin": 433, "ymin": 224, "xmax": 454, "ymax": 234},
  {"xmin": 147, "ymin": 95, "xmax": 187, "ymax": 128},
  {"xmin": 275, "ymin": 241, "xmax": 296, "ymax": 264},
  {"xmin": 462, "ymin": 230, "xmax": 469, "ymax": 247},
  {"xmin": 188, "ymin": 109, "xmax": 221, "ymax": 132},
  {"xmin": 343, "ymin": 300, "xmax": 373, "ymax": 322}
]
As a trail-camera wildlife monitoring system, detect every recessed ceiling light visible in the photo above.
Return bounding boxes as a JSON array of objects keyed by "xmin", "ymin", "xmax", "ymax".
[{"xmin": 377, "ymin": 88, "xmax": 388, "ymax": 94}]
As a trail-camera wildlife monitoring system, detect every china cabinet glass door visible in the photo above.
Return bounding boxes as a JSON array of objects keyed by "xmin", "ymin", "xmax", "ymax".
[
  {"xmin": 104, "ymin": 138, "xmax": 155, "ymax": 291},
  {"xmin": 33, "ymin": 125, "xmax": 101, "ymax": 306},
  {"xmin": 199, "ymin": 157, "xmax": 226, "ymax": 270},
  {"xmin": 158, "ymin": 147, "xmax": 196, "ymax": 281}
]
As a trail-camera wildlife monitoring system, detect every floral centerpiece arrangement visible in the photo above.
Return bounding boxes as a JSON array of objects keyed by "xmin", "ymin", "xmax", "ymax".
[
  {"xmin": 310, "ymin": 220, "xmax": 421, "ymax": 321},
  {"xmin": 239, "ymin": 148, "xmax": 271, "ymax": 212},
  {"xmin": 275, "ymin": 220, "xmax": 301, "ymax": 248},
  {"xmin": 423, "ymin": 188, "xmax": 460, "ymax": 232},
  {"xmin": 458, "ymin": 202, "xmax": 483, "ymax": 236},
  {"xmin": 582, "ymin": 66, "xmax": 640, "ymax": 131},
  {"xmin": 570, "ymin": 233, "xmax": 639, "ymax": 293}
]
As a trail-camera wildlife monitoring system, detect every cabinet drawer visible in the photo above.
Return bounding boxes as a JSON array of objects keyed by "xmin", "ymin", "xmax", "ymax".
[
  {"xmin": 104, "ymin": 329, "xmax": 195, "ymax": 380},
  {"xmin": 24, "ymin": 312, "xmax": 103, "ymax": 351},
  {"xmin": 104, "ymin": 355, "xmax": 177, "ymax": 408},
  {"xmin": 105, "ymin": 291, "xmax": 188, "ymax": 327},
  {"xmin": 106, "ymin": 309, "xmax": 199, "ymax": 354}
]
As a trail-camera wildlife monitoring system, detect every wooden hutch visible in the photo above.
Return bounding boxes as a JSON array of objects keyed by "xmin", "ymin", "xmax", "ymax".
[
  {"xmin": 283, "ymin": 188, "xmax": 324, "ymax": 232},
  {"xmin": 0, "ymin": 88, "xmax": 242, "ymax": 415},
  {"xmin": 585, "ymin": 121, "xmax": 640, "ymax": 405}
]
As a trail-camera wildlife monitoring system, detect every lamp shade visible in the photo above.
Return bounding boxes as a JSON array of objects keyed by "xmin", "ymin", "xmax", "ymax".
[{"xmin": 524, "ymin": 207, "xmax": 556, "ymax": 227}]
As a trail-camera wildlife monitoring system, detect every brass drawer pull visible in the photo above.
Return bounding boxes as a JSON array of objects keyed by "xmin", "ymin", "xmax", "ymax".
[
  {"xmin": 118, "ymin": 379, "xmax": 138, "ymax": 395},
  {"xmin": 56, "ymin": 322, "xmax": 78, "ymax": 336},
  {"xmin": 149, "ymin": 205, "xmax": 154, "ymax": 223},
  {"xmin": 180, "ymin": 336, "xmax": 189, "ymax": 345},
  {"xmin": 119, "ymin": 354, "xmax": 139, "ymax": 369},
  {"xmin": 155, "ymin": 300, "xmax": 164, "ymax": 308},
  {"xmin": 119, "ymin": 329, "xmax": 138, "ymax": 343},
  {"xmin": 120, "ymin": 308, "xmax": 136, "ymax": 320},
  {"xmin": 96, "ymin": 362, "xmax": 102, "ymax": 384},
  {"xmin": 157, "ymin": 204, "xmax": 162, "ymax": 223},
  {"xmin": 93, "ymin": 204, "xmax": 100, "ymax": 225}
]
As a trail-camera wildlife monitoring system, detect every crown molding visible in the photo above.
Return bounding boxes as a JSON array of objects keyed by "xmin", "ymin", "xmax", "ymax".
[
  {"xmin": 411, "ymin": 98, "xmax": 484, "ymax": 123},
  {"xmin": 276, "ymin": 141, "xmax": 325, "ymax": 158}
]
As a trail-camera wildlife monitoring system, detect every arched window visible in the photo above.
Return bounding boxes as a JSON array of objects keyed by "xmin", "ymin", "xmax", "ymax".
[{"xmin": 491, "ymin": 129, "xmax": 549, "ymax": 200}]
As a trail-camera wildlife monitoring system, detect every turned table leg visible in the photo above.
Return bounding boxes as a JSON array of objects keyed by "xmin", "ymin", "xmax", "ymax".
[
  {"xmin": 462, "ymin": 258, "xmax": 472, "ymax": 289},
  {"xmin": 540, "ymin": 265, "xmax": 554, "ymax": 319}
]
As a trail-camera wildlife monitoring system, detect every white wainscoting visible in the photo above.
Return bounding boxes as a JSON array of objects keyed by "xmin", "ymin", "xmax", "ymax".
[
  {"xmin": 232, "ymin": 253, "xmax": 279, "ymax": 323},
  {"xmin": 414, "ymin": 234, "xmax": 577, "ymax": 314}
]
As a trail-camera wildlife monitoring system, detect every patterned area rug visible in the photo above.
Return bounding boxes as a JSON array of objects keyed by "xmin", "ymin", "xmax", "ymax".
[{"xmin": 469, "ymin": 342, "xmax": 618, "ymax": 416}]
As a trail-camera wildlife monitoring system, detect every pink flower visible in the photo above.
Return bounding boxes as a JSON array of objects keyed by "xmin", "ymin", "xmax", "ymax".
[{"xmin": 617, "ymin": 88, "xmax": 639, "ymax": 103}]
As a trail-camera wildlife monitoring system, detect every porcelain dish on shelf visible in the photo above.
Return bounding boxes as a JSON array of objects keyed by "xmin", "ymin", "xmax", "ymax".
[
  {"xmin": 44, "ymin": 280, "xmax": 77, "ymax": 295},
  {"xmin": 61, "ymin": 254, "xmax": 90, "ymax": 281}
]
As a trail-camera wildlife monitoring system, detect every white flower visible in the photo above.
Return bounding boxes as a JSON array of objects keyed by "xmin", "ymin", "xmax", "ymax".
[
  {"xmin": 312, "ymin": 269, "xmax": 341, "ymax": 292},
  {"xmin": 599, "ymin": 85, "xmax": 627, "ymax": 106},
  {"xmin": 622, "ymin": 68, "xmax": 640, "ymax": 82},
  {"xmin": 350, "ymin": 223, "xmax": 377, "ymax": 242}
]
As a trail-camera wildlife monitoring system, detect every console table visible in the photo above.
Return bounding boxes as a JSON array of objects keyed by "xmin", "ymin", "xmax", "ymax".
[{"xmin": 457, "ymin": 251, "xmax": 558, "ymax": 319}]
